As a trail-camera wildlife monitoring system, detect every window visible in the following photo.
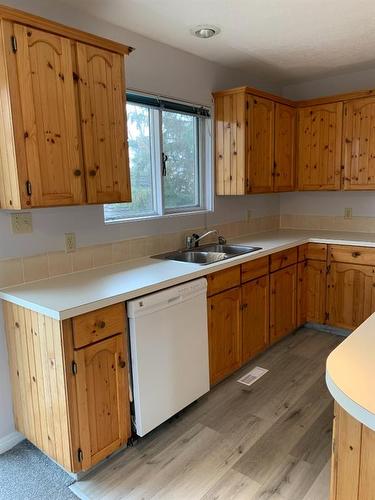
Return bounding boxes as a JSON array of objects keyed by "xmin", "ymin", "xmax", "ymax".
[{"xmin": 104, "ymin": 92, "xmax": 212, "ymax": 223}]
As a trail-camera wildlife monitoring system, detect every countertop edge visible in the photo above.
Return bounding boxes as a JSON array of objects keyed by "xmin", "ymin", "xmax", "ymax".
[{"xmin": 326, "ymin": 370, "xmax": 375, "ymax": 431}]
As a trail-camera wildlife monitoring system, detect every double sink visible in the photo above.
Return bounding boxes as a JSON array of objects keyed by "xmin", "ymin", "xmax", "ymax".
[{"xmin": 153, "ymin": 243, "xmax": 262, "ymax": 265}]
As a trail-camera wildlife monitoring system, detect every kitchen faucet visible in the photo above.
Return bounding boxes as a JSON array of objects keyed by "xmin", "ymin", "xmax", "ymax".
[{"xmin": 185, "ymin": 230, "xmax": 227, "ymax": 249}]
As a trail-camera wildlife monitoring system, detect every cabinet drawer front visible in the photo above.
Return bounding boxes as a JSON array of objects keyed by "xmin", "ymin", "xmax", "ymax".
[
  {"xmin": 241, "ymin": 256, "xmax": 269, "ymax": 283},
  {"xmin": 270, "ymin": 247, "xmax": 298, "ymax": 272},
  {"xmin": 298, "ymin": 243, "xmax": 327, "ymax": 262},
  {"xmin": 72, "ymin": 303, "xmax": 126, "ymax": 349},
  {"xmin": 207, "ymin": 266, "xmax": 241, "ymax": 296},
  {"xmin": 329, "ymin": 245, "xmax": 375, "ymax": 266}
]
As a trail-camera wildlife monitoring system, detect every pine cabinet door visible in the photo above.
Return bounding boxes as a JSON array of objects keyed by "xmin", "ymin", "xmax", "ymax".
[
  {"xmin": 242, "ymin": 275, "xmax": 270, "ymax": 363},
  {"xmin": 215, "ymin": 92, "xmax": 246, "ymax": 195},
  {"xmin": 327, "ymin": 262, "xmax": 375, "ymax": 329},
  {"xmin": 76, "ymin": 42, "xmax": 131, "ymax": 204},
  {"xmin": 74, "ymin": 334, "xmax": 131, "ymax": 470},
  {"xmin": 247, "ymin": 95, "xmax": 274, "ymax": 193},
  {"xmin": 208, "ymin": 287, "xmax": 242, "ymax": 385},
  {"xmin": 274, "ymin": 103, "xmax": 296, "ymax": 192},
  {"xmin": 13, "ymin": 24, "xmax": 84, "ymax": 207},
  {"xmin": 270, "ymin": 264, "xmax": 297, "ymax": 343},
  {"xmin": 297, "ymin": 102, "xmax": 342, "ymax": 190},
  {"xmin": 343, "ymin": 97, "xmax": 375, "ymax": 190},
  {"xmin": 297, "ymin": 260, "xmax": 327, "ymax": 325}
]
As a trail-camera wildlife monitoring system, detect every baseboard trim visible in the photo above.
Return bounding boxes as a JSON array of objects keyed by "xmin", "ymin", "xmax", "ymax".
[
  {"xmin": 305, "ymin": 322, "xmax": 351, "ymax": 337},
  {"xmin": 0, "ymin": 431, "xmax": 24, "ymax": 454}
]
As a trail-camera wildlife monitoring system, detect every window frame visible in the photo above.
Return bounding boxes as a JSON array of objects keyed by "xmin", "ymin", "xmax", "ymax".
[{"xmin": 104, "ymin": 92, "xmax": 213, "ymax": 224}]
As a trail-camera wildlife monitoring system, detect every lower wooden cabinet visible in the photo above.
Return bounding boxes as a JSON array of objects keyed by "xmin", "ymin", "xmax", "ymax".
[
  {"xmin": 208, "ymin": 287, "xmax": 242, "ymax": 385},
  {"xmin": 270, "ymin": 264, "xmax": 297, "ymax": 343},
  {"xmin": 74, "ymin": 334, "xmax": 131, "ymax": 470},
  {"xmin": 297, "ymin": 259, "xmax": 327, "ymax": 325},
  {"xmin": 327, "ymin": 262, "xmax": 375, "ymax": 329},
  {"xmin": 3, "ymin": 300, "xmax": 131, "ymax": 473},
  {"xmin": 242, "ymin": 275, "xmax": 269, "ymax": 363},
  {"xmin": 330, "ymin": 402, "xmax": 375, "ymax": 500}
]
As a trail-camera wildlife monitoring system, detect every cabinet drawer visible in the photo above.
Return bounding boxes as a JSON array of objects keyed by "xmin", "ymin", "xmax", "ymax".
[
  {"xmin": 270, "ymin": 247, "xmax": 298, "ymax": 272},
  {"xmin": 72, "ymin": 303, "xmax": 126, "ymax": 349},
  {"xmin": 298, "ymin": 243, "xmax": 327, "ymax": 262},
  {"xmin": 241, "ymin": 256, "xmax": 269, "ymax": 283},
  {"xmin": 329, "ymin": 245, "xmax": 375, "ymax": 266},
  {"xmin": 207, "ymin": 266, "xmax": 241, "ymax": 296}
]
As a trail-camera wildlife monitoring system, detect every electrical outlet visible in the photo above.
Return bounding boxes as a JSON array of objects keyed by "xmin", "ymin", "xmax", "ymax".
[
  {"xmin": 344, "ymin": 207, "xmax": 352, "ymax": 219},
  {"xmin": 11, "ymin": 212, "xmax": 32, "ymax": 234},
  {"xmin": 247, "ymin": 209, "xmax": 252, "ymax": 222},
  {"xmin": 65, "ymin": 233, "xmax": 76, "ymax": 253}
]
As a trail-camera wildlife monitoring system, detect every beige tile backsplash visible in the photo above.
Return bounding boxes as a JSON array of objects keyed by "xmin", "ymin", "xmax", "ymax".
[
  {"xmin": 280, "ymin": 214, "xmax": 375, "ymax": 233},
  {"xmin": 0, "ymin": 215, "xmax": 280, "ymax": 289}
]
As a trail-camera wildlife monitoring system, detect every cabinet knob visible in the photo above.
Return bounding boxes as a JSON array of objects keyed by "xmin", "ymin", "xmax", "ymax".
[
  {"xmin": 89, "ymin": 169, "xmax": 97, "ymax": 177},
  {"xmin": 95, "ymin": 320, "xmax": 106, "ymax": 329},
  {"xmin": 352, "ymin": 252, "xmax": 361, "ymax": 258},
  {"xmin": 119, "ymin": 358, "xmax": 126, "ymax": 368},
  {"xmin": 73, "ymin": 169, "xmax": 82, "ymax": 177}
]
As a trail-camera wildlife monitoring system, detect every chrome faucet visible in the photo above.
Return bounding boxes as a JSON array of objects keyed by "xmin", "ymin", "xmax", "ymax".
[{"xmin": 185, "ymin": 230, "xmax": 227, "ymax": 249}]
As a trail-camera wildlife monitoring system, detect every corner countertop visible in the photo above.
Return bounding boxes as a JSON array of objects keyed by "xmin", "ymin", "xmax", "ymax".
[
  {"xmin": 2, "ymin": 228, "xmax": 375, "ymax": 321},
  {"xmin": 326, "ymin": 313, "xmax": 375, "ymax": 431}
]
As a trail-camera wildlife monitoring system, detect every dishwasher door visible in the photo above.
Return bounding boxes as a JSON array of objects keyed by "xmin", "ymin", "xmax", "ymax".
[{"xmin": 127, "ymin": 278, "xmax": 209, "ymax": 437}]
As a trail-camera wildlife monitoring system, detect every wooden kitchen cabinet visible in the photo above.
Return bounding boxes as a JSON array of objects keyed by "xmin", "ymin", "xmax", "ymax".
[
  {"xmin": 247, "ymin": 95, "xmax": 275, "ymax": 193},
  {"xmin": 297, "ymin": 102, "xmax": 343, "ymax": 190},
  {"xmin": 274, "ymin": 103, "xmax": 296, "ymax": 192},
  {"xmin": 342, "ymin": 96, "xmax": 375, "ymax": 190},
  {"xmin": 74, "ymin": 334, "xmax": 131, "ymax": 470},
  {"xmin": 2, "ymin": 300, "xmax": 131, "ymax": 473},
  {"xmin": 242, "ymin": 275, "xmax": 269, "ymax": 363},
  {"xmin": 213, "ymin": 87, "xmax": 295, "ymax": 195},
  {"xmin": 76, "ymin": 43, "xmax": 131, "ymax": 204},
  {"xmin": 208, "ymin": 287, "xmax": 242, "ymax": 385},
  {"xmin": 297, "ymin": 259, "xmax": 327, "ymax": 325},
  {"xmin": 327, "ymin": 262, "xmax": 375, "ymax": 329},
  {"xmin": 270, "ymin": 264, "xmax": 297, "ymax": 343},
  {"xmin": 0, "ymin": 6, "xmax": 131, "ymax": 209}
]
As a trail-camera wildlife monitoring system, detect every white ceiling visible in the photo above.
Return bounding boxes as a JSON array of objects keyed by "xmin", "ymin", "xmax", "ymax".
[{"xmin": 58, "ymin": 0, "xmax": 375, "ymax": 84}]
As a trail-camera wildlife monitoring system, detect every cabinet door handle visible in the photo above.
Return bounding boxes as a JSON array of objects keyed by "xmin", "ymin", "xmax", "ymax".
[
  {"xmin": 352, "ymin": 251, "xmax": 361, "ymax": 258},
  {"xmin": 95, "ymin": 320, "xmax": 106, "ymax": 329},
  {"xmin": 119, "ymin": 357, "xmax": 126, "ymax": 368}
]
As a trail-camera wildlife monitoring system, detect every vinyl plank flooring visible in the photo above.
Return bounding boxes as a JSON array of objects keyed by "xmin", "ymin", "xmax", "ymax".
[{"xmin": 71, "ymin": 328, "xmax": 341, "ymax": 500}]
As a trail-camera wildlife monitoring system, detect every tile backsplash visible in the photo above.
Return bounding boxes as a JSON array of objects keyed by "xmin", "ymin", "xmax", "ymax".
[{"xmin": 0, "ymin": 215, "xmax": 279, "ymax": 289}]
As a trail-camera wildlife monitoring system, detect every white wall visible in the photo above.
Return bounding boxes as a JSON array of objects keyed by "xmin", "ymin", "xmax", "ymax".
[
  {"xmin": 0, "ymin": 0, "xmax": 281, "ymax": 442},
  {"xmin": 281, "ymin": 67, "xmax": 375, "ymax": 218}
]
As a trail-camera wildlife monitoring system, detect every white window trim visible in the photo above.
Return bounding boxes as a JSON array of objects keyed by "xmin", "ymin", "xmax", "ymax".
[{"xmin": 104, "ymin": 93, "xmax": 213, "ymax": 224}]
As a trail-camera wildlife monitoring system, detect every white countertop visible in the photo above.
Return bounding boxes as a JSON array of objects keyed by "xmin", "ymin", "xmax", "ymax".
[
  {"xmin": 2, "ymin": 228, "xmax": 375, "ymax": 320},
  {"xmin": 326, "ymin": 314, "xmax": 375, "ymax": 431}
]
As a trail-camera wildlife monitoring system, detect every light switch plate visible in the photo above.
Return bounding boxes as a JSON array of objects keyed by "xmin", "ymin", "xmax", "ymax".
[
  {"xmin": 344, "ymin": 207, "xmax": 352, "ymax": 219},
  {"xmin": 65, "ymin": 233, "xmax": 76, "ymax": 253},
  {"xmin": 11, "ymin": 212, "xmax": 33, "ymax": 234}
]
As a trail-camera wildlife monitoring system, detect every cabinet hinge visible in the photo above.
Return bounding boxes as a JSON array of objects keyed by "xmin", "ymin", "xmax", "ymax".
[
  {"xmin": 326, "ymin": 264, "xmax": 331, "ymax": 274},
  {"xmin": 325, "ymin": 311, "xmax": 330, "ymax": 321},
  {"xmin": 10, "ymin": 35, "xmax": 17, "ymax": 53},
  {"xmin": 77, "ymin": 448, "xmax": 83, "ymax": 463},
  {"xmin": 25, "ymin": 180, "xmax": 32, "ymax": 197},
  {"xmin": 72, "ymin": 360, "xmax": 78, "ymax": 376},
  {"xmin": 246, "ymin": 100, "xmax": 249, "ymax": 110}
]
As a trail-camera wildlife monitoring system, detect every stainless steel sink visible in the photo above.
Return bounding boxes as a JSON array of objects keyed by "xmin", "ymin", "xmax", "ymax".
[{"xmin": 152, "ymin": 244, "xmax": 262, "ymax": 265}]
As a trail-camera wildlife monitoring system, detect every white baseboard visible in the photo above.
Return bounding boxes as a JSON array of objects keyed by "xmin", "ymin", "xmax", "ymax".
[{"xmin": 0, "ymin": 431, "xmax": 24, "ymax": 454}]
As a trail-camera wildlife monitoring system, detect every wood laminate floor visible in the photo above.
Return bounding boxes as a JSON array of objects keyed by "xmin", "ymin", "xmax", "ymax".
[{"xmin": 70, "ymin": 328, "xmax": 342, "ymax": 500}]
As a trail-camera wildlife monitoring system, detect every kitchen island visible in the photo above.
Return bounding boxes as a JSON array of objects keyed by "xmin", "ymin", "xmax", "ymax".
[{"xmin": 326, "ymin": 315, "xmax": 375, "ymax": 500}]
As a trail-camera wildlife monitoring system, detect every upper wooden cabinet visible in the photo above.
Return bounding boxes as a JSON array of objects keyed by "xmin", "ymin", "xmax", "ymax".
[
  {"xmin": 297, "ymin": 102, "xmax": 343, "ymax": 190},
  {"xmin": 247, "ymin": 95, "xmax": 274, "ymax": 193},
  {"xmin": 76, "ymin": 43, "xmax": 130, "ymax": 203},
  {"xmin": 274, "ymin": 103, "xmax": 296, "ymax": 192},
  {"xmin": 0, "ymin": 7, "xmax": 131, "ymax": 209},
  {"xmin": 342, "ymin": 97, "xmax": 375, "ymax": 190},
  {"xmin": 213, "ymin": 88, "xmax": 295, "ymax": 195}
]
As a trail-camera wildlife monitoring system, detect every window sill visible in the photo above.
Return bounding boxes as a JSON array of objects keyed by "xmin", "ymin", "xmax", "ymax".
[{"xmin": 104, "ymin": 209, "xmax": 213, "ymax": 225}]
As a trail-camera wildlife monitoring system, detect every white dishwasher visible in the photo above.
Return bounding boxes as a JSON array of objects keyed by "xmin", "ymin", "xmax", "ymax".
[{"xmin": 127, "ymin": 278, "xmax": 209, "ymax": 437}]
